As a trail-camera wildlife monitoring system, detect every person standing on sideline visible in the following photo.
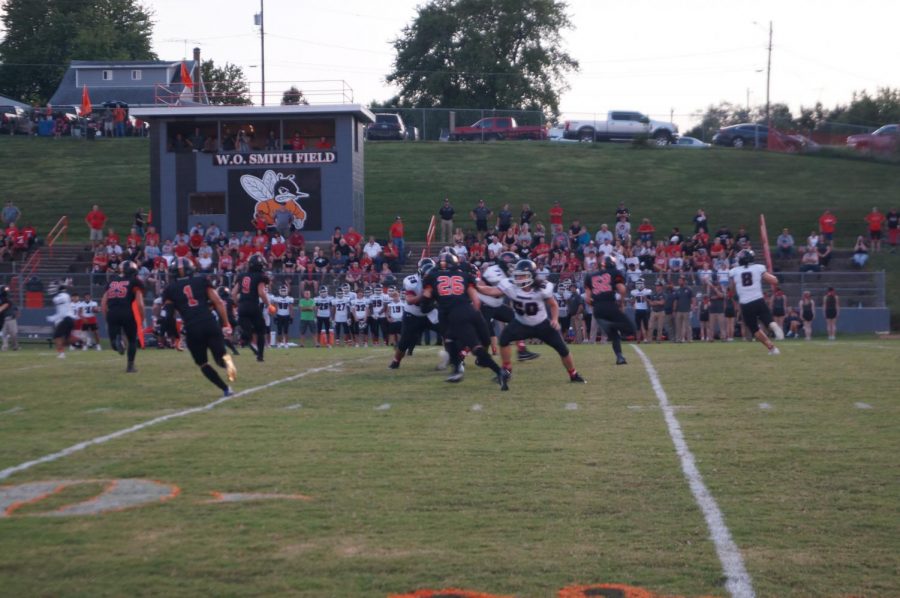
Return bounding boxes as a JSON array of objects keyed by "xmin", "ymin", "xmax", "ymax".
[
  {"xmin": 85, "ymin": 204, "xmax": 107, "ymax": 250},
  {"xmin": 674, "ymin": 276, "xmax": 694, "ymax": 342},
  {"xmin": 0, "ymin": 285, "xmax": 19, "ymax": 351},
  {"xmin": 864, "ymin": 207, "xmax": 887, "ymax": 252},
  {"xmin": 438, "ymin": 198, "xmax": 455, "ymax": 243},
  {"xmin": 818, "ymin": 209, "xmax": 837, "ymax": 244},
  {"xmin": 520, "ymin": 203, "xmax": 534, "ymax": 227},
  {"xmin": 823, "ymin": 287, "xmax": 840, "ymax": 341},
  {"xmin": 799, "ymin": 290, "xmax": 815, "ymax": 341},
  {"xmin": 549, "ymin": 200, "xmax": 564, "ymax": 231},
  {"xmin": 496, "ymin": 203, "xmax": 513, "ymax": 237},
  {"xmin": 389, "ymin": 216, "xmax": 406, "ymax": 265},
  {"xmin": 297, "ymin": 289, "xmax": 316, "ymax": 347},
  {"xmin": 470, "ymin": 200, "xmax": 492, "ymax": 242},
  {"xmin": 2, "ymin": 201, "xmax": 20, "ymax": 227},
  {"xmin": 886, "ymin": 207, "xmax": 899, "ymax": 253},
  {"xmin": 729, "ymin": 249, "xmax": 783, "ymax": 354}
]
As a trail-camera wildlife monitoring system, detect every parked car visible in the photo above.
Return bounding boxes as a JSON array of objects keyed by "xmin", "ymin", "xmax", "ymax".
[
  {"xmin": 712, "ymin": 123, "xmax": 802, "ymax": 151},
  {"xmin": 846, "ymin": 124, "xmax": 899, "ymax": 154},
  {"xmin": 671, "ymin": 136, "xmax": 710, "ymax": 148},
  {"xmin": 450, "ymin": 117, "xmax": 547, "ymax": 141},
  {"xmin": 0, "ymin": 105, "xmax": 24, "ymax": 134},
  {"xmin": 562, "ymin": 111, "xmax": 678, "ymax": 145},
  {"xmin": 367, "ymin": 113, "xmax": 408, "ymax": 141}
]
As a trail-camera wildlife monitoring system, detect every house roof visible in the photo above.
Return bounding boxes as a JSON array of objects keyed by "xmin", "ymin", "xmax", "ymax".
[
  {"xmin": 132, "ymin": 104, "xmax": 376, "ymax": 123},
  {"xmin": 48, "ymin": 60, "xmax": 198, "ymax": 108},
  {"xmin": 0, "ymin": 94, "xmax": 30, "ymax": 108}
]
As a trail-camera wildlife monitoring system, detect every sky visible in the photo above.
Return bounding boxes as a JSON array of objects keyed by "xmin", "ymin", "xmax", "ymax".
[{"xmin": 144, "ymin": 0, "xmax": 900, "ymax": 130}]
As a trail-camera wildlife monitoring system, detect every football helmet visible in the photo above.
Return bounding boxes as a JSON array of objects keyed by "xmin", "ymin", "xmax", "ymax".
[
  {"xmin": 279, "ymin": 285, "xmax": 289, "ymax": 297},
  {"xmin": 364, "ymin": 286, "xmax": 374, "ymax": 297},
  {"xmin": 635, "ymin": 278, "xmax": 645, "ymax": 290},
  {"xmin": 341, "ymin": 283, "xmax": 352, "ymax": 295},
  {"xmin": 171, "ymin": 257, "xmax": 194, "ymax": 278},
  {"xmin": 335, "ymin": 287, "xmax": 344, "ymax": 299},
  {"xmin": 512, "ymin": 259, "xmax": 537, "ymax": 288},
  {"xmin": 737, "ymin": 249, "xmax": 755, "ymax": 266},
  {"xmin": 438, "ymin": 248, "xmax": 459, "ymax": 268},
  {"xmin": 217, "ymin": 286, "xmax": 230, "ymax": 300},
  {"xmin": 121, "ymin": 260, "xmax": 138, "ymax": 277},
  {"xmin": 600, "ymin": 256, "xmax": 617, "ymax": 271},
  {"xmin": 248, "ymin": 253, "xmax": 266, "ymax": 272},
  {"xmin": 498, "ymin": 251, "xmax": 520, "ymax": 274},
  {"xmin": 417, "ymin": 257, "xmax": 436, "ymax": 277},
  {"xmin": 0, "ymin": 285, "xmax": 9, "ymax": 299},
  {"xmin": 382, "ymin": 275, "xmax": 397, "ymax": 288},
  {"xmin": 319, "ymin": 286, "xmax": 329, "ymax": 297}
]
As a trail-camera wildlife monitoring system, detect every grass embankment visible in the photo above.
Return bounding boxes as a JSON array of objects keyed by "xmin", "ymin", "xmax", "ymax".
[{"xmin": 1, "ymin": 137, "xmax": 898, "ymax": 324}]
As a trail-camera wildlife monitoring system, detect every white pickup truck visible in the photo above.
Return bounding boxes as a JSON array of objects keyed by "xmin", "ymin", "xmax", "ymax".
[{"xmin": 562, "ymin": 111, "xmax": 678, "ymax": 145}]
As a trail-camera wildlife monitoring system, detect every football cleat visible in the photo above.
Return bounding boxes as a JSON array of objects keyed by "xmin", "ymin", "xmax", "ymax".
[
  {"xmin": 445, "ymin": 371, "xmax": 464, "ymax": 383},
  {"xmin": 223, "ymin": 354, "xmax": 237, "ymax": 382},
  {"xmin": 126, "ymin": 363, "xmax": 137, "ymax": 373},
  {"xmin": 517, "ymin": 349, "xmax": 540, "ymax": 361},
  {"xmin": 615, "ymin": 354, "xmax": 627, "ymax": 365},
  {"xmin": 499, "ymin": 368, "xmax": 511, "ymax": 391},
  {"xmin": 388, "ymin": 360, "xmax": 400, "ymax": 370},
  {"xmin": 570, "ymin": 372, "xmax": 586, "ymax": 383},
  {"xmin": 769, "ymin": 322, "xmax": 785, "ymax": 340},
  {"xmin": 223, "ymin": 387, "xmax": 234, "ymax": 397},
  {"xmin": 768, "ymin": 347, "xmax": 781, "ymax": 356}
]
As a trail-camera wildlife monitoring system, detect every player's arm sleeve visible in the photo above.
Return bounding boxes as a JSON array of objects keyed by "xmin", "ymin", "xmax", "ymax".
[{"xmin": 208, "ymin": 287, "xmax": 230, "ymax": 325}]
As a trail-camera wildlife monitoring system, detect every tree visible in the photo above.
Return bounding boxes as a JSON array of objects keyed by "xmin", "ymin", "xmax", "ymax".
[
  {"xmin": 0, "ymin": 0, "xmax": 156, "ymax": 104},
  {"xmin": 281, "ymin": 86, "xmax": 309, "ymax": 106},
  {"xmin": 385, "ymin": 0, "xmax": 578, "ymax": 118},
  {"xmin": 201, "ymin": 60, "xmax": 252, "ymax": 106}
]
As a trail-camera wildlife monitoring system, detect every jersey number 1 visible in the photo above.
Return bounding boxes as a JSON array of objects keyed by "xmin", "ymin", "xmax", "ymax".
[{"xmin": 183, "ymin": 285, "xmax": 199, "ymax": 307}]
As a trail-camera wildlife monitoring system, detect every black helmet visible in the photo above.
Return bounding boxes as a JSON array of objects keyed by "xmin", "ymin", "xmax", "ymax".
[
  {"xmin": 248, "ymin": 253, "xmax": 266, "ymax": 272},
  {"xmin": 498, "ymin": 251, "xmax": 520, "ymax": 274},
  {"xmin": 121, "ymin": 260, "xmax": 138, "ymax": 277},
  {"xmin": 738, "ymin": 249, "xmax": 755, "ymax": 266},
  {"xmin": 417, "ymin": 257, "xmax": 436, "ymax": 277},
  {"xmin": 171, "ymin": 256, "xmax": 195, "ymax": 277},
  {"xmin": 512, "ymin": 259, "xmax": 537, "ymax": 288},
  {"xmin": 438, "ymin": 248, "xmax": 459, "ymax": 268}
]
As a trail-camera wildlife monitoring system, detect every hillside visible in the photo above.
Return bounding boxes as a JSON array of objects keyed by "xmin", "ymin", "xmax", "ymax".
[{"xmin": 2, "ymin": 137, "xmax": 898, "ymax": 323}]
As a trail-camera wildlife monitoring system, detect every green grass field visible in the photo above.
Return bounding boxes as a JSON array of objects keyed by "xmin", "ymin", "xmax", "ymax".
[{"xmin": 1, "ymin": 340, "xmax": 897, "ymax": 597}]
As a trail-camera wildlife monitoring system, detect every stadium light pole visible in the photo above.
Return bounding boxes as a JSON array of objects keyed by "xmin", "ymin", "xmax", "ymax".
[
  {"xmin": 765, "ymin": 21, "xmax": 772, "ymax": 131},
  {"xmin": 254, "ymin": 1, "xmax": 266, "ymax": 105}
]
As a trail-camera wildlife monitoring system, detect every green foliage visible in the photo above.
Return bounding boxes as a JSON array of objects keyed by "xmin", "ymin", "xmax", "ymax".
[
  {"xmin": 385, "ymin": 0, "xmax": 578, "ymax": 118},
  {"xmin": 200, "ymin": 60, "xmax": 252, "ymax": 106},
  {"xmin": 0, "ymin": 0, "xmax": 156, "ymax": 104},
  {"xmin": 280, "ymin": 86, "xmax": 308, "ymax": 106}
]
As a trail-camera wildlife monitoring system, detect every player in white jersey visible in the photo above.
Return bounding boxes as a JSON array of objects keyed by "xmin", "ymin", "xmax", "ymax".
[
  {"xmin": 272, "ymin": 285, "xmax": 295, "ymax": 348},
  {"xmin": 367, "ymin": 286, "xmax": 388, "ymax": 345},
  {"xmin": 630, "ymin": 278, "xmax": 653, "ymax": 343},
  {"xmin": 728, "ymin": 249, "xmax": 783, "ymax": 355},
  {"xmin": 331, "ymin": 287, "xmax": 352, "ymax": 345},
  {"xmin": 386, "ymin": 287, "xmax": 405, "ymax": 346},
  {"xmin": 350, "ymin": 291, "xmax": 370, "ymax": 346},
  {"xmin": 554, "ymin": 278, "xmax": 574, "ymax": 341},
  {"xmin": 314, "ymin": 286, "xmax": 334, "ymax": 347},
  {"xmin": 477, "ymin": 259, "xmax": 585, "ymax": 390},
  {"xmin": 48, "ymin": 279, "xmax": 76, "ymax": 358},
  {"xmin": 478, "ymin": 252, "xmax": 540, "ymax": 360},
  {"xmin": 80, "ymin": 293, "xmax": 101, "ymax": 349},
  {"xmin": 389, "ymin": 258, "xmax": 440, "ymax": 368}
]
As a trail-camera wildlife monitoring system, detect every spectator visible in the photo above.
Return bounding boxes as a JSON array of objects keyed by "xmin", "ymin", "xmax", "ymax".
[
  {"xmin": 270, "ymin": 235, "xmax": 288, "ymax": 271},
  {"xmin": 673, "ymin": 277, "xmax": 694, "ymax": 342},
  {"xmin": 273, "ymin": 205, "xmax": 293, "ymax": 239},
  {"xmin": 344, "ymin": 226, "xmax": 362, "ymax": 254},
  {"xmin": 2, "ymin": 201, "xmax": 20, "ymax": 227},
  {"xmin": 486, "ymin": 234, "xmax": 503, "ymax": 259},
  {"xmin": 202, "ymin": 135, "xmax": 219, "ymax": 153},
  {"xmin": 776, "ymin": 227, "xmax": 795, "ymax": 258},
  {"xmin": 799, "ymin": 291, "xmax": 815, "ymax": 340},
  {"xmin": 496, "ymin": 203, "xmax": 513, "ymax": 235},
  {"xmin": 669, "ymin": 227, "xmax": 684, "ymax": 245},
  {"xmin": 614, "ymin": 201, "xmax": 630, "ymax": 223},
  {"xmin": 205, "ymin": 222, "xmax": 222, "ymax": 244},
  {"xmin": 382, "ymin": 239, "xmax": 399, "ymax": 271},
  {"xmin": 144, "ymin": 225, "xmax": 160, "ymax": 248},
  {"xmin": 735, "ymin": 227, "xmax": 750, "ymax": 248},
  {"xmin": 265, "ymin": 130, "xmax": 279, "ymax": 151},
  {"xmin": 363, "ymin": 235, "xmax": 383, "ymax": 270},
  {"xmin": 637, "ymin": 218, "xmax": 655, "ymax": 243},
  {"xmin": 851, "ymin": 235, "xmax": 869, "ymax": 268},
  {"xmin": 783, "ymin": 307, "xmax": 802, "ymax": 338},
  {"xmin": 594, "ymin": 223, "xmax": 613, "ymax": 245},
  {"xmin": 824, "ymin": 287, "xmax": 840, "ymax": 341},
  {"xmin": 516, "ymin": 223, "xmax": 533, "ymax": 249},
  {"xmin": 614, "ymin": 215, "xmax": 631, "ymax": 245},
  {"xmin": 551, "ymin": 224, "xmax": 569, "ymax": 252},
  {"xmin": 864, "ymin": 206, "xmax": 886, "ymax": 252},
  {"xmin": 126, "ymin": 227, "xmax": 142, "ymax": 248},
  {"xmin": 438, "ymin": 198, "xmax": 455, "ymax": 243},
  {"xmin": 315, "ymin": 136, "xmax": 332, "ymax": 149},
  {"xmin": 549, "ymin": 200, "xmax": 563, "ymax": 229},
  {"xmin": 692, "ymin": 208, "xmax": 708, "ymax": 233},
  {"xmin": 288, "ymin": 229, "xmax": 306, "ymax": 255},
  {"xmin": 132, "ymin": 209, "xmax": 145, "ymax": 236},
  {"xmin": 0, "ymin": 285, "xmax": 19, "ymax": 351},
  {"xmin": 189, "ymin": 127, "xmax": 205, "ymax": 149},
  {"xmin": 806, "ymin": 230, "xmax": 819, "ymax": 250},
  {"xmin": 887, "ymin": 207, "xmax": 899, "ymax": 253},
  {"xmin": 470, "ymin": 200, "xmax": 492, "ymax": 241},
  {"xmin": 816, "ymin": 240, "xmax": 832, "ymax": 269},
  {"xmin": 520, "ymin": 203, "xmax": 534, "ymax": 226},
  {"xmin": 453, "ymin": 239, "xmax": 468, "ymax": 261},
  {"xmin": 799, "ymin": 247, "xmax": 821, "ymax": 272},
  {"xmin": 389, "ymin": 216, "xmax": 405, "ymax": 265},
  {"xmin": 85, "ymin": 204, "xmax": 107, "ymax": 249},
  {"xmin": 113, "ymin": 105, "xmax": 126, "ymax": 137},
  {"xmin": 330, "ymin": 227, "xmax": 343, "ymax": 256},
  {"xmin": 818, "ymin": 209, "xmax": 837, "ymax": 243},
  {"xmin": 290, "ymin": 132, "xmax": 306, "ymax": 150}
]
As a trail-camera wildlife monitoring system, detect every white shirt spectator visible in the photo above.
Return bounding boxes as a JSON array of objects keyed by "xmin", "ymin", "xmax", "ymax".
[
  {"xmin": 487, "ymin": 239, "xmax": 503, "ymax": 258},
  {"xmin": 363, "ymin": 240, "xmax": 383, "ymax": 260},
  {"xmin": 595, "ymin": 227, "xmax": 613, "ymax": 245},
  {"xmin": 453, "ymin": 242, "xmax": 468, "ymax": 260},
  {"xmin": 205, "ymin": 224, "xmax": 221, "ymax": 242},
  {"xmin": 106, "ymin": 243, "xmax": 123, "ymax": 256}
]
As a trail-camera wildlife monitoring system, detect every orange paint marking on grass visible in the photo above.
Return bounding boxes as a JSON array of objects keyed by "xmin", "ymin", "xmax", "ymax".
[
  {"xmin": 202, "ymin": 491, "xmax": 312, "ymax": 504},
  {"xmin": 3, "ymin": 482, "xmax": 70, "ymax": 517},
  {"xmin": 389, "ymin": 590, "xmax": 512, "ymax": 598}
]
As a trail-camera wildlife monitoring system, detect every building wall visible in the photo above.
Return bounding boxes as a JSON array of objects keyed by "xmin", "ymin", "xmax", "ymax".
[{"xmin": 75, "ymin": 67, "xmax": 171, "ymax": 87}]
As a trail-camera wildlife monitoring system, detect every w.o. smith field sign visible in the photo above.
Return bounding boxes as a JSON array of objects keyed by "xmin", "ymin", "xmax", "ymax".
[{"xmin": 212, "ymin": 151, "xmax": 337, "ymax": 166}]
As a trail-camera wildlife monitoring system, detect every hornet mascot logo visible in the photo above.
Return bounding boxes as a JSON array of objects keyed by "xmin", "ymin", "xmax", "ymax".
[{"xmin": 240, "ymin": 170, "xmax": 309, "ymax": 230}]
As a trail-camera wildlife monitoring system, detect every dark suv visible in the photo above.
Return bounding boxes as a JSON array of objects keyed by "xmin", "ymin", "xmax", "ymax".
[
  {"xmin": 712, "ymin": 123, "xmax": 802, "ymax": 151},
  {"xmin": 367, "ymin": 113, "xmax": 408, "ymax": 141}
]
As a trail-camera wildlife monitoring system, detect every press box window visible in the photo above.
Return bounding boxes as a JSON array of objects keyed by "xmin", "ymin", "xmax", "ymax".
[
  {"xmin": 102, "ymin": 70, "xmax": 113, "ymax": 81},
  {"xmin": 189, "ymin": 192, "xmax": 226, "ymax": 216}
]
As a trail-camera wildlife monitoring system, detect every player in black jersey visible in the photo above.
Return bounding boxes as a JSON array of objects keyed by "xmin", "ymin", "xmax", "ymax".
[
  {"xmin": 101, "ymin": 260, "xmax": 145, "ymax": 373},
  {"xmin": 421, "ymin": 249, "xmax": 502, "ymax": 385},
  {"xmin": 162, "ymin": 257, "xmax": 237, "ymax": 396},
  {"xmin": 217, "ymin": 286, "xmax": 240, "ymax": 355},
  {"xmin": 231, "ymin": 254, "xmax": 271, "ymax": 362},
  {"xmin": 584, "ymin": 257, "xmax": 635, "ymax": 365}
]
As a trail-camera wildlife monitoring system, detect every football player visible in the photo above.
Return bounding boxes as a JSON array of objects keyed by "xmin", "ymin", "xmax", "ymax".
[
  {"xmin": 350, "ymin": 287, "xmax": 370, "ymax": 347},
  {"xmin": 388, "ymin": 258, "xmax": 440, "ymax": 368},
  {"xmin": 232, "ymin": 254, "xmax": 271, "ymax": 361},
  {"xmin": 555, "ymin": 278, "xmax": 574, "ymax": 341},
  {"xmin": 584, "ymin": 257, "xmax": 635, "ymax": 365},
  {"xmin": 102, "ymin": 260, "xmax": 144, "ymax": 372},
  {"xmin": 729, "ymin": 249, "xmax": 783, "ymax": 354},
  {"xmin": 368, "ymin": 285, "xmax": 388, "ymax": 346},
  {"xmin": 386, "ymin": 287, "xmax": 404, "ymax": 347},
  {"xmin": 272, "ymin": 284, "xmax": 295, "ymax": 348},
  {"xmin": 332, "ymin": 286, "xmax": 352, "ymax": 346},
  {"xmin": 162, "ymin": 257, "xmax": 237, "ymax": 396},
  {"xmin": 314, "ymin": 285, "xmax": 334, "ymax": 347},
  {"xmin": 478, "ymin": 251, "xmax": 540, "ymax": 361},
  {"xmin": 48, "ymin": 278, "xmax": 76, "ymax": 358},
  {"xmin": 217, "ymin": 286, "xmax": 240, "ymax": 355},
  {"xmin": 421, "ymin": 249, "xmax": 502, "ymax": 384},
  {"xmin": 80, "ymin": 293, "xmax": 101, "ymax": 350},
  {"xmin": 477, "ymin": 259, "xmax": 585, "ymax": 391},
  {"xmin": 630, "ymin": 278, "xmax": 653, "ymax": 343}
]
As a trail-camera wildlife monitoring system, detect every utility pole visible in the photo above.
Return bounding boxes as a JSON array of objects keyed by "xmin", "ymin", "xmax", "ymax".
[
  {"xmin": 765, "ymin": 20, "xmax": 772, "ymax": 129},
  {"xmin": 255, "ymin": 0, "xmax": 266, "ymax": 105}
]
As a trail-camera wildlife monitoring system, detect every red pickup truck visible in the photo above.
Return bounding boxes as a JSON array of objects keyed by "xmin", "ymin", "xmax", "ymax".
[{"xmin": 450, "ymin": 117, "xmax": 547, "ymax": 141}]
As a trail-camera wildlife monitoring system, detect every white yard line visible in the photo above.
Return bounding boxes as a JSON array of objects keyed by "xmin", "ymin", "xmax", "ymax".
[
  {"xmin": 631, "ymin": 345, "xmax": 756, "ymax": 598},
  {"xmin": 0, "ymin": 360, "xmax": 362, "ymax": 482}
]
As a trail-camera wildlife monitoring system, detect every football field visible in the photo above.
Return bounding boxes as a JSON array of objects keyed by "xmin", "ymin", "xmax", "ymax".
[{"xmin": 0, "ymin": 340, "xmax": 897, "ymax": 597}]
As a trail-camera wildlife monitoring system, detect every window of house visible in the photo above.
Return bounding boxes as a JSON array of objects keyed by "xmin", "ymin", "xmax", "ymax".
[
  {"xmin": 131, "ymin": 70, "xmax": 142, "ymax": 81},
  {"xmin": 102, "ymin": 70, "xmax": 113, "ymax": 81}
]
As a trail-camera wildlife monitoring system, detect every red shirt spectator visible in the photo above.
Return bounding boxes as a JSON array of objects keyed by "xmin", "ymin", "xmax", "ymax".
[
  {"xmin": 344, "ymin": 227, "xmax": 362, "ymax": 251},
  {"xmin": 271, "ymin": 239, "xmax": 287, "ymax": 260},
  {"xmin": 865, "ymin": 208, "xmax": 886, "ymax": 232},
  {"xmin": 21, "ymin": 225, "xmax": 36, "ymax": 241},
  {"xmin": 127, "ymin": 231, "xmax": 142, "ymax": 247},
  {"xmin": 189, "ymin": 232, "xmax": 204, "ymax": 251},
  {"xmin": 218, "ymin": 254, "xmax": 234, "ymax": 272},
  {"xmin": 174, "ymin": 241, "xmax": 191, "ymax": 258},
  {"xmin": 252, "ymin": 232, "xmax": 268, "ymax": 248},
  {"xmin": 549, "ymin": 202, "xmax": 563, "ymax": 227},
  {"xmin": 389, "ymin": 219, "xmax": 404, "ymax": 241},
  {"xmin": 253, "ymin": 217, "xmax": 268, "ymax": 233},
  {"xmin": 315, "ymin": 136, "xmax": 331, "ymax": 149},
  {"xmin": 532, "ymin": 241, "xmax": 550, "ymax": 258},
  {"xmin": 144, "ymin": 227, "xmax": 160, "ymax": 247},
  {"xmin": 818, "ymin": 210, "xmax": 837, "ymax": 236},
  {"xmin": 637, "ymin": 220, "xmax": 655, "ymax": 241},
  {"xmin": 5, "ymin": 223, "xmax": 18, "ymax": 238},
  {"xmin": 290, "ymin": 133, "xmax": 305, "ymax": 150},
  {"xmin": 92, "ymin": 251, "xmax": 109, "ymax": 272},
  {"xmin": 85, "ymin": 207, "xmax": 107, "ymax": 232},
  {"xmin": 564, "ymin": 253, "xmax": 581, "ymax": 272},
  {"xmin": 288, "ymin": 230, "xmax": 305, "ymax": 252},
  {"xmin": 295, "ymin": 252, "xmax": 310, "ymax": 272},
  {"xmin": 238, "ymin": 244, "xmax": 254, "ymax": 263},
  {"xmin": 106, "ymin": 229, "xmax": 120, "ymax": 246},
  {"xmin": 469, "ymin": 241, "xmax": 485, "ymax": 262}
]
